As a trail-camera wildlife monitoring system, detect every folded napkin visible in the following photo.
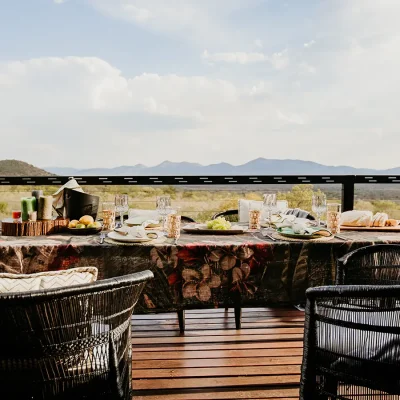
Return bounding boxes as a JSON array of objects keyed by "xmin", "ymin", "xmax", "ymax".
[
  {"xmin": 53, "ymin": 179, "xmax": 83, "ymax": 213},
  {"xmin": 115, "ymin": 225, "xmax": 148, "ymax": 238},
  {"xmin": 278, "ymin": 226, "xmax": 332, "ymax": 237}
]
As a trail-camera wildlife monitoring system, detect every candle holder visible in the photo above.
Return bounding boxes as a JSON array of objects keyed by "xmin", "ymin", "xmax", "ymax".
[
  {"xmin": 327, "ymin": 203, "xmax": 341, "ymax": 234},
  {"xmin": 102, "ymin": 202, "xmax": 116, "ymax": 231},
  {"xmin": 167, "ymin": 213, "xmax": 181, "ymax": 239},
  {"xmin": 12, "ymin": 210, "xmax": 21, "ymax": 222},
  {"xmin": 249, "ymin": 209, "xmax": 261, "ymax": 230}
]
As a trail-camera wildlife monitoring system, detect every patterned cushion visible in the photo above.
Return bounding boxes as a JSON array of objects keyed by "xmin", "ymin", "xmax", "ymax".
[{"xmin": 0, "ymin": 267, "xmax": 98, "ymax": 294}]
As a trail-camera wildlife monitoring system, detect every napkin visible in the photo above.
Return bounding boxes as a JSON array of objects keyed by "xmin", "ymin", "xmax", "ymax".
[
  {"xmin": 52, "ymin": 179, "xmax": 84, "ymax": 214},
  {"xmin": 115, "ymin": 225, "xmax": 147, "ymax": 238},
  {"xmin": 278, "ymin": 226, "xmax": 332, "ymax": 237}
]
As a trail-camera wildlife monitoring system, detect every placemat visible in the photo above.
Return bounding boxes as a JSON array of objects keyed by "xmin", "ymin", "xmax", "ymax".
[{"xmin": 272, "ymin": 232, "xmax": 334, "ymax": 242}]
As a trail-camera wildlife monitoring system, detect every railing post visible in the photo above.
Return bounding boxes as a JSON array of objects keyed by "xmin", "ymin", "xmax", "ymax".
[{"xmin": 341, "ymin": 176, "xmax": 355, "ymax": 212}]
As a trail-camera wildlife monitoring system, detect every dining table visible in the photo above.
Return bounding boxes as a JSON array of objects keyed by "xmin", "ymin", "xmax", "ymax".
[{"xmin": 1, "ymin": 229, "xmax": 400, "ymax": 313}]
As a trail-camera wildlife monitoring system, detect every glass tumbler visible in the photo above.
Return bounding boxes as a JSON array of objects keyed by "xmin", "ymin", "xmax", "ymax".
[
  {"xmin": 326, "ymin": 203, "xmax": 341, "ymax": 234},
  {"xmin": 249, "ymin": 209, "xmax": 261, "ymax": 230},
  {"xmin": 102, "ymin": 202, "xmax": 116, "ymax": 231},
  {"xmin": 167, "ymin": 212, "xmax": 181, "ymax": 239}
]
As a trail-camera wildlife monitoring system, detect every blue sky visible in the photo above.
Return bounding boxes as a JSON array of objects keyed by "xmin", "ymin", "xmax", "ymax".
[{"xmin": 0, "ymin": 0, "xmax": 399, "ymax": 169}]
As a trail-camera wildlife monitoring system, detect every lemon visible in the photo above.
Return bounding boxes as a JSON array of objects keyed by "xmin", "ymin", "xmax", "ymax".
[
  {"xmin": 68, "ymin": 219, "xmax": 79, "ymax": 228},
  {"xmin": 79, "ymin": 215, "xmax": 94, "ymax": 226},
  {"xmin": 76, "ymin": 223, "xmax": 86, "ymax": 229}
]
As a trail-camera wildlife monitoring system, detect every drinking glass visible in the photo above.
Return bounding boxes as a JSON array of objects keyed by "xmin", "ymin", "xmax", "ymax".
[
  {"xmin": 156, "ymin": 195, "xmax": 172, "ymax": 234},
  {"xmin": 248, "ymin": 209, "xmax": 261, "ymax": 230},
  {"xmin": 263, "ymin": 194, "xmax": 277, "ymax": 227},
  {"xmin": 115, "ymin": 195, "xmax": 129, "ymax": 227},
  {"xmin": 167, "ymin": 210, "xmax": 181, "ymax": 239},
  {"xmin": 326, "ymin": 203, "xmax": 341, "ymax": 234},
  {"xmin": 102, "ymin": 202, "xmax": 116, "ymax": 230},
  {"xmin": 312, "ymin": 193, "xmax": 327, "ymax": 226}
]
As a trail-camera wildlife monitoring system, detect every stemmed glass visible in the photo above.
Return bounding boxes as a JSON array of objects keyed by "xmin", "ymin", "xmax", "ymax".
[
  {"xmin": 156, "ymin": 195, "xmax": 172, "ymax": 234},
  {"xmin": 115, "ymin": 194, "xmax": 129, "ymax": 228},
  {"xmin": 312, "ymin": 193, "xmax": 327, "ymax": 226},
  {"xmin": 263, "ymin": 194, "xmax": 277, "ymax": 227}
]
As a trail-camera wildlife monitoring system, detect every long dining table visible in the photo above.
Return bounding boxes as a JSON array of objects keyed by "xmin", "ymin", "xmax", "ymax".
[{"xmin": 0, "ymin": 230, "xmax": 399, "ymax": 313}]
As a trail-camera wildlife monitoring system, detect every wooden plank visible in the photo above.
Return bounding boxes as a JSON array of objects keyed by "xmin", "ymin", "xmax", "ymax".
[
  {"xmin": 133, "ymin": 364, "xmax": 301, "ymax": 378},
  {"xmin": 133, "ymin": 317, "xmax": 305, "ymax": 326},
  {"xmin": 132, "ymin": 375, "xmax": 300, "ymax": 390},
  {"xmin": 132, "ymin": 356, "xmax": 302, "ymax": 369},
  {"xmin": 133, "ymin": 310, "xmax": 303, "ymax": 320},
  {"xmin": 130, "ymin": 308, "xmax": 304, "ymax": 399},
  {"xmin": 133, "ymin": 388, "xmax": 299, "ymax": 399},
  {"xmin": 132, "ymin": 322, "xmax": 303, "ymax": 331},
  {"xmin": 133, "ymin": 348, "xmax": 303, "ymax": 360},
  {"xmin": 132, "ymin": 341, "xmax": 303, "ymax": 352},
  {"xmin": 132, "ymin": 333, "xmax": 303, "ymax": 345},
  {"xmin": 132, "ymin": 327, "xmax": 303, "ymax": 337}
]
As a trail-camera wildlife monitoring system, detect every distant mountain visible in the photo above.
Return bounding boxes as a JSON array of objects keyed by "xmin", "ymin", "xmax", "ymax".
[
  {"xmin": 0, "ymin": 160, "xmax": 53, "ymax": 176},
  {"xmin": 45, "ymin": 158, "xmax": 400, "ymax": 176}
]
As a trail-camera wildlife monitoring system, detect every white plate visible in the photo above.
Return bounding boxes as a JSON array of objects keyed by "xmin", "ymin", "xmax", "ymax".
[{"xmin": 107, "ymin": 231, "xmax": 153, "ymax": 243}]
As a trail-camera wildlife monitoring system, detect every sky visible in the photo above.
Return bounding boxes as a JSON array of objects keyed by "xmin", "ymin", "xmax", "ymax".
[{"xmin": 0, "ymin": 0, "xmax": 399, "ymax": 169}]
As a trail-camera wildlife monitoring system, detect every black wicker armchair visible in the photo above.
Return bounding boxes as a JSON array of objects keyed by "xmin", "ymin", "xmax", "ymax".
[
  {"xmin": 0, "ymin": 270, "xmax": 153, "ymax": 400},
  {"xmin": 301, "ymin": 285, "xmax": 400, "ymax": 399},
  {"xmin": 337, "ymin": 244, "xmax": 400, "ymax": 285},
  {"xmin": 212, "ymin": 208, "xmax": 315, "ymax": 222}
]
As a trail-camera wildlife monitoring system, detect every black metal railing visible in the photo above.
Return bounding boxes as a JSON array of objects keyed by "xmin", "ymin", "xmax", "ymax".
[{"xmin": 1, "ymin": 174, "xmax": 400, "ymax": 211}]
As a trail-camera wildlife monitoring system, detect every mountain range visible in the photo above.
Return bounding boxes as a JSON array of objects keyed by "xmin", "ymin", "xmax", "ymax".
[{"xmin": 45, "ymin": 158, "xmax": 400, "ymax": 176}]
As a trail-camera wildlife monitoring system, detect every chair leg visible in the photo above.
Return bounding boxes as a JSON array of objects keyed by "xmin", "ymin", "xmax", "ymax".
[
  {"xmin": 225, "ymin": 307, "xmax": 229, "ymax": 311},
  {"xmin": 234, "ymin": 306, "xmax": 242, "ymax": 329},
  {"xmin": 177, "ymin": 310, "xmax": 185, "ymax": 333}
]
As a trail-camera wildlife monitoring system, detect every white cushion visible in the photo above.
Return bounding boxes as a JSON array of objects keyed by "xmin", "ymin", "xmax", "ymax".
[
  {"xmin": 238, "ymin": 199, "xmax": 264, "ymax": 223},
  {"xmin": 127, "ymin": 209, "xmax": 160, "ymax": 224},
  {"xmin": 0, "ymin": 267, "xmax": 98, "ymax": 294}
]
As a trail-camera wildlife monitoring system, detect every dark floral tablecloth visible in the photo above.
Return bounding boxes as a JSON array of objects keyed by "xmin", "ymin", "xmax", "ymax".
[{"xmin": 1, "ymin": 231, "xmax": 399, "ymax": 313}]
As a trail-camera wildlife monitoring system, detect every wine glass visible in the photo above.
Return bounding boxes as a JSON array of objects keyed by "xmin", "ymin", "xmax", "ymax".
[
  {"xmin": 312, "ymin": 193, "xmax": 327, "ymax": 226},
  {"xmin": 156, "ymin": 195, "xmax": 172, "ymax": 234},
  {"xmin": 115, "ymin": 194, "xmax": 129, "ymax": 227},
  {"xmin": 263, "ymin": 194, "xmax": 277, "ymax": 227}
]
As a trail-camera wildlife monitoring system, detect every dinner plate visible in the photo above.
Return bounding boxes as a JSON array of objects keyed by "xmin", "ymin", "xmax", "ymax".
[
  {"xmin": 276, "ymin": 227, "xmax": 332, "ymax": 240},
  {"xmin": 107, "ymin": 231, "xmax": 153, "ymax": 243}
]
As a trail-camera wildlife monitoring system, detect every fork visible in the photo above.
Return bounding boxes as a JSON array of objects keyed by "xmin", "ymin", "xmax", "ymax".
[{"xmin": 99, "ymin": 232, "xmax": 106, "ymax": 244}]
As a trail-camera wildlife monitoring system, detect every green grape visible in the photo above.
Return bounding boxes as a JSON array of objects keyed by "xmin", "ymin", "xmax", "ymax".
[{"xmin": 206, "ymin": 217, "xmax": 231, "ymax": 230}]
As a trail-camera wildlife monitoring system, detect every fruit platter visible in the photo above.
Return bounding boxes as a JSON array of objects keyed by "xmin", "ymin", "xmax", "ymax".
[
  {"xmin": 183, "ymin": 217, "xmax": 248, "ymax": 235},
  {"xmin": 67, "ymin": 215, "xmax": 102, "ymax": 235}
]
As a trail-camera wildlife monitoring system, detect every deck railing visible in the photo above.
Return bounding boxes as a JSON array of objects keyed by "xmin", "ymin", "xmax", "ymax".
[{"xmin": 1, "ymin": 174, "xmax": 400, "ymax": 212}]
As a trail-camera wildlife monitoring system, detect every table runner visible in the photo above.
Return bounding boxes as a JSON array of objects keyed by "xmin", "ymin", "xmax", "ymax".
[{"xmin": 0, "ymin": 231, "xmax": 399, "ymax": 313}]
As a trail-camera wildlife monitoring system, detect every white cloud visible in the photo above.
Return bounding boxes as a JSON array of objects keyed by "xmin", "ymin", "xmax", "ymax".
[
  {"xmin": 254, "ymin": 39, "xmax": 263, "ymax": 49},
  {"xmin": 303, "ymin": 40, "xmax": 315, "ymax": 48},
  {"xmin": 202, "ymin": 49, "xmax": 289, "ymax": 70},
  {"xmin": 53, "ymin": 0, "xmax": 66, "ymax": 3},
  {"xmin": 202, "ymin": 50, "xmax": 268, "ymax": 65},
  {"xmin": 88, "ymin": 0, "xmax": 262, "ymax": 46}
]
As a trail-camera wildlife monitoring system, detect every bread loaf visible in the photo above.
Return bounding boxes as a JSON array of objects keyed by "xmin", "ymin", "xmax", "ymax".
[
  {"xmin": 371, "ymin": 213, "xmax": 388, "ymax": 227},
  {"xmin": 340, "ymin": 210, "xmax": 373, "ymax": 227},
  {"xmin": 385, "ymin": 219, "xmax": 398, "ymax": 227}
]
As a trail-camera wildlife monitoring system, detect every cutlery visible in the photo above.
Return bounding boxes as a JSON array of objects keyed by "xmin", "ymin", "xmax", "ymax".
[
  {"xmin": 334, "ymin": 234, "xmax": 348, "ymax": 241},
  {"xmin": 99, "ymin": 232, "xmax": 106, "ymax": 244},
  {"xmin": 261, "ymin": 231, "xmax": 277, "ymax": 241},
  {"xmin": 114, "ymin": 228, "xmax": 129, "ymax": 236}
]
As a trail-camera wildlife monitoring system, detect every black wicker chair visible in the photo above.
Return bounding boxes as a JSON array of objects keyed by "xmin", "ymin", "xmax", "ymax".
[
  {"xmin": 0, "ymin": 270, "xmax": 153, "ymax": 399},
  {"xmin": 212, "ymin": 209, "xmax": 239, "ymax": 222},
  {"xmin": 337, "ymin": 244, "xmax": 400, "ymax": 285},
  {"xmin": 301, "ymin": 284, "xmax": 400, "ymax": 399}
]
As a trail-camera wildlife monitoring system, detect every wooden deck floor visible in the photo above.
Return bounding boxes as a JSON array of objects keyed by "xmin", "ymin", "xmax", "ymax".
[{"xmin": 131, "ymin": 307, "xmax": 304, "ymax": 399}]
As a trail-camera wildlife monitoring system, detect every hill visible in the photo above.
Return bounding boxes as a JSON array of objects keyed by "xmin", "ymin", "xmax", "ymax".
[
  {"xmin": 0, "ymin": 160, "xmax": 53, "ymax": 176},
  {"xmin": 45, "ymin": 158, "xmax": 400, "ymax": 176}
]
